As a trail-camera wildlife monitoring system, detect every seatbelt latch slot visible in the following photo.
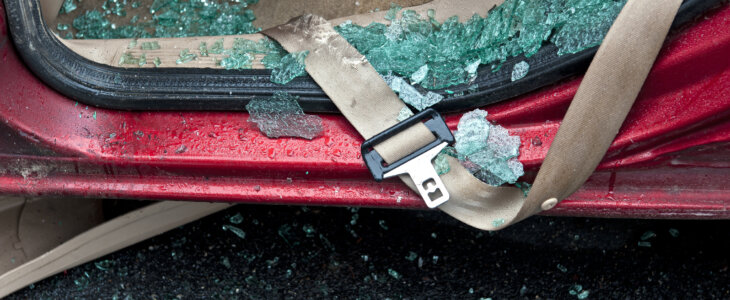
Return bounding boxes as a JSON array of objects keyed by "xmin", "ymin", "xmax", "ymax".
[{"xmin": 361, "ymin": 108, "xmax": 455, "ymax": 208}]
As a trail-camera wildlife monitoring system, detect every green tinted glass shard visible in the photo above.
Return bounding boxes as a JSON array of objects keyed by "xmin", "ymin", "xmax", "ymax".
[
  {"xmin": 485, "ymin": 125, "xmax": 520, "ymax": 160},
  {"xmin": 332, "ymin": 0, "xmax": 625, "ymax": 90},
  {"xmin": 452, "ymin": 109, "xmax": 524, "ymax": 186},
  {"xmin": 433, "ymin": 152, "xmax": 450, "ymax": 175},
  {"xmin": 467, "ymin": 124, "xmax": 522, "ymax": 185},
  {"xmin": 141, "ymin": 41, "xmax": 161, "ymax": 50},
  {"xmin": 153, "ymin": 57, "xmax": 161, "ymax": 67},
  {"xmin": 454, "ymin": 109, "xmax": 490, "ymax": 157},
  {"xmin": 118, "ymin": 52, "xmax": 140, "ymax": 65},
  {"xmin": 396, "ymin": 107, "xmax": 414, "ymax": 122},
  {"xmin": 422, "ymin": 92, "xmax": 444, "ymax": 109},
  {"xmin": 511, "ymin": 61, "xmax": 529, "ymax": 81},
  {"xmin": 220, "ymin": 53, "xmax": 254, "ymax": 69},
  {"xmin": 72, "ymin": 10, "xmax": 111, "ymax": 38},
  {"xmin": 199, "ymin": 42, "xmax": 209, "ymax": 57},
  {"xmin": 515, "ymin": 182, "xmax": 532, "ymax": 197},
  {"xmin": 270, "ymin": 51, "xmax": 308, "ymax": 85},
  {"xmin": 229, "ymin": 213, "xmax": 243, "ymax": 224},
  {"xmin": 551, "ymin": 0, "xmax": 627, "ymax": 55},
  {"xmin": 73, "ymin": 0, "xmax": 262, "ymax": 39},
  {"xmin": 409, "ymin": 65, "xmax": 428, "ymax": 85},
  {"xmin": 399, "ymin": 87, "xmax": 426, "ymax": 110},
  {"xmin": 138, "ymin": 53, "xmax": 147, "ymax": 66},
  {"xmin": 384, "ymin": 3, "xmax": 402, "ymax": 21},
  {"xmin": 101, "ymin": 0, "xmax": 127, "ymax": 17},
  {"xmin": 640, "ymin": 231, "xmax": 656, "ymax": 241},
  {"xmin": 209, "ymin": 39, "xmax": 224, "ymax": 54},
  {"xmin": 262, "ymin": 52, "xmax": 283, "ymax": 69},
  {"xmin": 176, "ymin": 48, "xmax": 197, "ymax": 64},
  {"xmin": 59, "ymin": 0, "xmax": 77, "ymax": 14},
  {"xmin": 464, "ymin": 59, "xmax": 481, "ymax": 79},
  {"xmin": 231, "ymin": 38, "xmax": 279, "ymax": 54},
  {"xmin": 149, "ymin": 0, "xmax": 173, "ymax": 14},
  {"xmin": 222, "ymin": 224, "xmax": 246, "ymax": 239},
  {"xmin": 383, "ymin": 75, "xmax": 443, "ymax": 111},
  {"xmin": 441, "ymin": 146, "xmax": 458, "ymax": 158},
  {"xmin": 57, "ymin": 23, "xmax": 69, "ymax": 31},
  {"xmin": 334, "ymin": 21, "xmax": 387, "ymax": 53},
  {"xmin": 245, "ymin": 92, "xmax": 323, "ymax": 140},
  {"xmin": 420, "ymin": 61, "xmax": 470, "ymax": 89},
  {"xmin": 387, "ymin": 268, "xmax": 402, "ymax": 279},
  {"xmin": 569, "ymin": 284, "xmax": 584, "ymax": 295}
]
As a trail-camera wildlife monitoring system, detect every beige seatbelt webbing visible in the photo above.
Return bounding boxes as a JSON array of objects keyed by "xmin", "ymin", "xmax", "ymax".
[
  {"xmin": 0, "ymin": 201, "xmax": 230, "ymax": 298},
  {"xmin": 264, "ymin": 0, "xmax": 681, "ymax": 230}
]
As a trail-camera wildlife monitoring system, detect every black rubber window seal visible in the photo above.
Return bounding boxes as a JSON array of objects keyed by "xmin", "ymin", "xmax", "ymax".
[{"xmin": 2, "ymin": 0, "xmax": 721, "ymax": 113}]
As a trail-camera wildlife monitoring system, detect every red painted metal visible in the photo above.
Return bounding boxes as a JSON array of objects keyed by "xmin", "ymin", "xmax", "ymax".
[{"xmin": 1, "ymin": 2, "xmax": 729, "ymax": 218}]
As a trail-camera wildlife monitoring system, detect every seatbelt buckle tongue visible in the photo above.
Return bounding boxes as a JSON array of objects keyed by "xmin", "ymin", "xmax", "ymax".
[{"xmin": 361, "ymin": 108, "xmax": 455, "ymax": 208}]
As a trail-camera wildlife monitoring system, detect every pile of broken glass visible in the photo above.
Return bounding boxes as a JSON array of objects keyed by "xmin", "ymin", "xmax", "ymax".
[
  {"xmin": 449, "ymin": 109, "xmax": 524, "ymax": 187},
  {"xmin": 60, "ymin": 0, "xmax": 626, "ymax": 91},
  {"xmin": 62, "ymin": 0, "xmax": 261, "ymax": 39},
  {"xmin": 57, "ymin": 0, "xmax": 627, "ymax": 188}
]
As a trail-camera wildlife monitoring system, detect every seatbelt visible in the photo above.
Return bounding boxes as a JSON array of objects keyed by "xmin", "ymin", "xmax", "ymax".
[
  {"xmin": 263, "ymin": 0, "xmax": 682, "ymax": 230},
  {"xmin": 0, "ymin": 201, "xmax": 230, "ymax": 298}
]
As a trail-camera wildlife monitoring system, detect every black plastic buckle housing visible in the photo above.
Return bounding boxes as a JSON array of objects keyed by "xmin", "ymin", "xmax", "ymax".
[{"xmin": 361, "ymin": 108, "xmax": 455, "ymax": 182}]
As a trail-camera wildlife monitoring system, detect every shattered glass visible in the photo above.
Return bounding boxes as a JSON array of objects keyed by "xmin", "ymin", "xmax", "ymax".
[
  {"xmin": 569, "ymin": 284, "xmax": 584, "ymax": 296},
  {"xmin": 229, "ymin": 213, "xmax": 244, "ymax": 224},
  {"xmin": 222, "ymin": 224, "xmax": 246, "ymax": 239},
  {"xmin": 451, "ymin": 109, "xmax": 524, "ymax": 186},
  {"xmin": 511, "ymin": 61, "xmax": 530, "ymax": 81},
  {"xmin": 336, "ymin": 0, "xmax": 627, "ymax": 90},
  {"xmin": 140, "ymin": 41, "xmax": 160, "ymax": 50},
  {"xmin": 219, "ymin": 38, "xmax": 286, "ymax": 71},
  {"xmin": 640, "ymin": 231, "xmax": 656, "ymax": 241},
  {"xmin": 209, "ymin": 38, "xmax": 225, "ymax": 54},
  {"xmin": 384, "ymin": 3, "xmax": 402, "ymax": 21},
  {"xmin": 550, "ymin": 0, "xmax": 626, "ymax": 55},
  {"xmin": 118, "ymin": 52, "xmax": 142, "ymax": 65},
  {"xmin": 176, "ymin": 48, "xmax": 197, "ymax": 64},
  {"xmin": 245, "ymin": 92, "xmax": 323, "ymax": 140},
  {"xmin": 61, "ymin": 0, "xmax": 623, "ymax": 92},
  {"xmin": 557, "ymin": 263, "xmax": 568, "ymax": 273},
  {"xmin": 387, "ymin": 268, "xmax": 402, "ymax": 279},
  {"xmin": 433, "ymin": 152, "xmax": 450, "ymax": 176},
  {"xmin": 270, "ymin": 51, "xmax": 309, "ymax": 85},
  {"xmin": 515, "ymin": 182, "xmax": 532, "ymax": 197},
  {"xmin": 68, "ymin": 0, "xmax": 261, "ymax": 39},
  {"xmin": 396, "ymin": 107, "xmax": 414, "ymax": 122},
  {"xmin": 453, "ymin": 109, "xmax": 490, "ymax": 157},
  {"xmin": 59, "ymin": 0, "xmax": 77, "ymax": 14},
  {"xmin": 138, "ymin": 53, "xmax": 147, "ymax": 66},
  {"xmin": 199, "ymin": 42, "xmax": 209, "ymax": 57},
  {"xmin": 383, "ymin": 74, "xmax": 444, "ymax": 111}
]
